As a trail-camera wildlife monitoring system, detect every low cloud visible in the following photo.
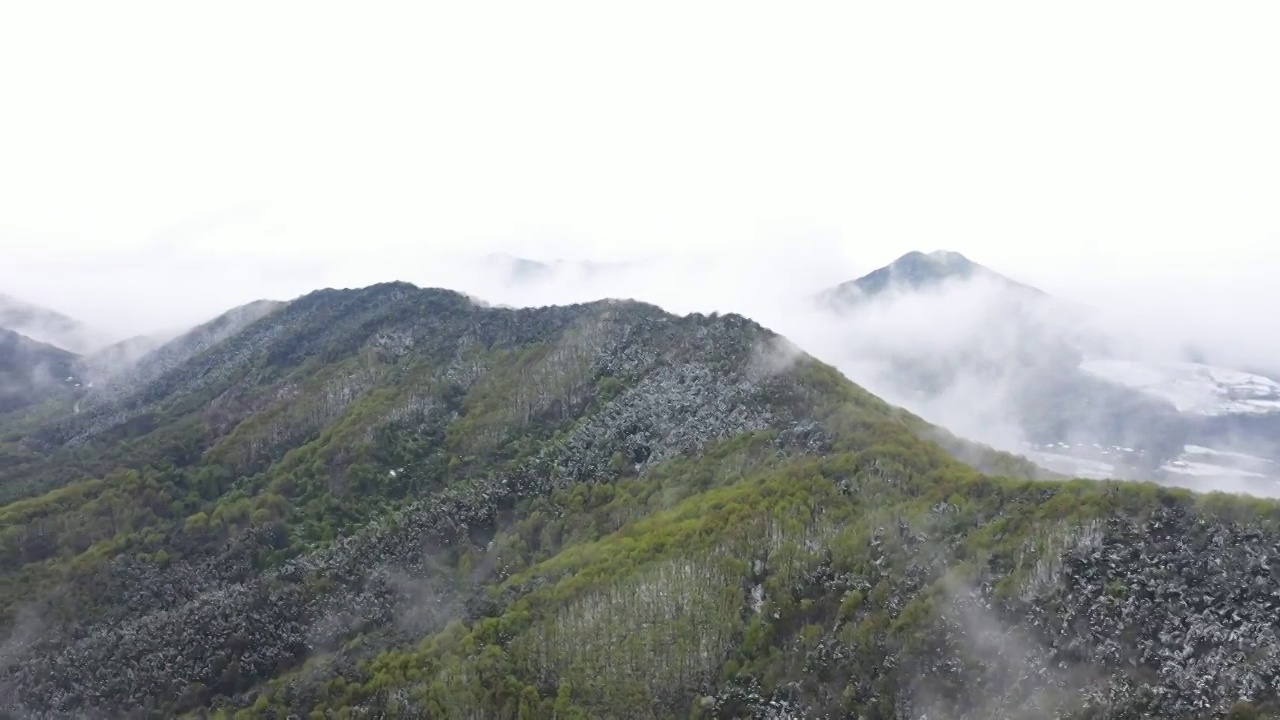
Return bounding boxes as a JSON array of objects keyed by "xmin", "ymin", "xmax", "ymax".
[
  {"xmin": 391, "ymin": 251, "xmax": 1280, "ymax": 496},
  {"xmin": 6, "ymin": 231, "xmax": 1280, "ymax": 495}
]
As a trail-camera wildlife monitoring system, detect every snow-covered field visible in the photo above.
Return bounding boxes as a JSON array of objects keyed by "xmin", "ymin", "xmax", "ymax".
[
  {"xmin": 1161, "ymin": 444, "xmax": 1278, "ymax": 478},
  {"xmin": 1182, "ymin": 444, "xmax": 1277, "ymax": 465},
  {"xmin": 1026, "ymin": 451, "xmax": 1117, "ymax": 480},
  {"xmin": 1080, "ymin": 359, "xmax": 1280, "ymax": 416},
  {"xmin": 1161, "ymin": 459, "xmax": 1267, "ymax": 479},
  {"xmin": 1022, "ymin": 442, "xmax": 1146, "ymax": 480},
  {"xmin": 1021, "ymin": 440, "xmax": 1280, "ymax": 497},
  {"xmin": 1152, "ymin": 444, "xmax": 1280, "ymax": 496}
]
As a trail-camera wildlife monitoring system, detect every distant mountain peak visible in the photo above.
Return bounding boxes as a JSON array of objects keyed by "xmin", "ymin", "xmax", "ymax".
[
  {"xmin": 818, "ymin": 249, "xmax": 1042, "ymax": 307},
  {"xmin": 886, "ymin": 249, "xmax": 979, "ymax": 283},
  {"xmin": 476, "ymin": 253, "xmax": 642, "ymax": 286},
  {"xmin": 922, "ymin": 248, "xmax": 973, "ymax": 265}
]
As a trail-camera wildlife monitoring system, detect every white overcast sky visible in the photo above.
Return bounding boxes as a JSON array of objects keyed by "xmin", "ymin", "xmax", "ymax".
[{"xmin": 1, "ymin": 2, "xmax": 1278, "ymax": 344}]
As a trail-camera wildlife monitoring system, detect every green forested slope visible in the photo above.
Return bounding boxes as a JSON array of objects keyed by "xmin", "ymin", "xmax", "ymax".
[
  {"xmin": 0, "ymin": 283, "xmax": 1277, "ymax": 719},
  {"xmin": 0, "ymin": 329, "xmax": 80, "ymax": 415}
]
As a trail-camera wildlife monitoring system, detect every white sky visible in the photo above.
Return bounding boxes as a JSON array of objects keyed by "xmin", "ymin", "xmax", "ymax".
[{"xmin": 1, "ymin": 2, "xmax": 1278, "ymax": 345}]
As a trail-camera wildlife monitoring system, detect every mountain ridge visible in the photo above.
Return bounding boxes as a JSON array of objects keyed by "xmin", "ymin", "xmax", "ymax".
[
  {"xmin": 0, "ymin": 293, "xmax": 111, "ymax": 355},
  {"xmin": 2, "ymin": 281, "xmax": 1279, "ymax": 718}
]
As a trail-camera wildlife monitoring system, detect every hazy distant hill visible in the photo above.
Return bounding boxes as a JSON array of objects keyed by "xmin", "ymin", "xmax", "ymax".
[
  {"xmin": 478, "ymin": 253, "xmax": 647, "ymax": 287},
  {"xmin": 817, "ymin": 250, "xmax": 1280, "ymax": 495},
  {"xmin": 0, "ymin": 293, "xmax": 111, "ymax": 355},
  {"xmin": 0, "ymin": 329, "xmax": 81, "ymax": 414},
  {"xmin": 816, "ymin": 249, "xmax": 1045, "ymax": 307},
  {"xmin": 77, "ymin": 333, "xmax": 169, "ymax": 386}
]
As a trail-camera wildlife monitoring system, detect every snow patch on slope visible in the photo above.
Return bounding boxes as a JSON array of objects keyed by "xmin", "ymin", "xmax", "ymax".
[
  {"xmin": 1161, "ymin": 460, "xmax": 1266, "ymax": 479},
  {"xmin": 1080, "ymin": 359, "xmax": 1280, "ymax": 416},
  {"xmin": 1158, "ymin": 444, "xmax": 1280, "ymax": 496},
  {"xmin": 1182, "ymin": 445, "xmax": 1278, "ymax": 466},
  {"xmin": 1023, "ymin": 447, "xmax": 1117, "ymax": 480}
]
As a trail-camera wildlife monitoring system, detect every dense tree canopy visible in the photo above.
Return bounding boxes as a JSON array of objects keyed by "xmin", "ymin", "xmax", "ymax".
[{"xmin": 1, "ymin": 284, "xmax": 1277, "ymax": 719}]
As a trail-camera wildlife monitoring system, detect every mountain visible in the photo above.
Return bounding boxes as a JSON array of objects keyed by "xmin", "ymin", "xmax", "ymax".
[
  {"xmin": 76, "ymin": 333, "xmax": 169, "ymax": 386},
  {"xmin": 816, "ymin": 250, "xmax": 1045, "ymax": 308},
  {"xmin": 478, "ymin": 253, "xmax": 646, "ymax": 288},
  {"xmin": 482, "ymin": 252, "xmax": 559, "ymax": 285},
  {"xmin": 817, "ymin": 251, "xmax": 1280, "ymax": 497},
  {"xmin": 2, "ymin": 282, "xmax": 1280, "ymax": 718},
  {"xmin": 814, "ymin": 250, "xmax": 1087, "ymax": 401},
  {"xmin": 0, "ymin": 293, "xmax": 111, "ymax": 355},
  {"xmin": 0, "ymin": 329, "xmax": 82, "ymax": 415},
  {"xmin": 68, "ymin": 299, "xmax": 284, "ymax": 416}
]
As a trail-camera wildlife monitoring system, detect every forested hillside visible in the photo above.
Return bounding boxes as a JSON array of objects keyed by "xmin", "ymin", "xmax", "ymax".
[
  {"xmin": 1, "ymin": 283, "xmax": 1278, "ymax": 719},
  {"xmin": 0, "ymin": 330, "xmax": 80, "ymax": 415}
]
